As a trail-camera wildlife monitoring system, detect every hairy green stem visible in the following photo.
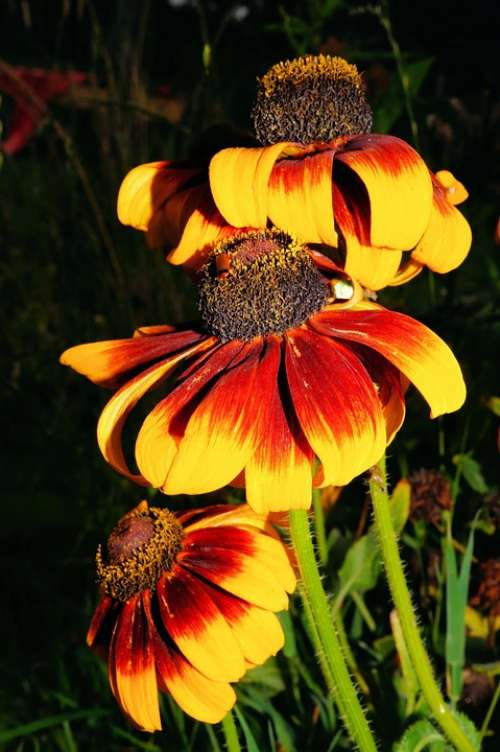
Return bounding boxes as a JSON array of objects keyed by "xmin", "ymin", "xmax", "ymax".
[
  {"xmin": 221, "ymin": 710, "xmax": 241, "ymax": 752},
  {"xmin": 369, "ymin": 458, "xmax": 477, "ymax": 752},
  {"xmin": 312, "ymin": 488, "xmax": 328, "ymax": 566},
  {"xmin": 289, "ymin": 509, "xmax": 378, "ymax": 752}
]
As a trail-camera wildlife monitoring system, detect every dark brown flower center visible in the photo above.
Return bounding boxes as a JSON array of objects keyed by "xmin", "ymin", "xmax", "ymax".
[
  {"xmin": 252, "ymin": 54, "xmax": 372, "ymax": 145},
  {"xmin": 96, "ymin": 501, "xmax": 184, "ymax": 602},
  {"xmin": 197, "ymin": 231, "xmax": 330, "ymax": 341}
]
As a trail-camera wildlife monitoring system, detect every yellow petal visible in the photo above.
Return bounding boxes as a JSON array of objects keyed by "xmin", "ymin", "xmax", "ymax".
[
  {"xmin": 411, "ymin": 177, "xmax": 472, "ymax": 274},
  {"xmin": 209, "ymin": 143, "xmax": 302, "ymax": 227},
  {"xmin": 117, "ymin": 161, "xmax": 201, "ymax": 231},
  {"xmin": 266, "ymin": 148, "xmax": 338, "ymax": 246},
  {"xmin": 336, "ymin": 134, "xmax": 433, "ymax": 250}
]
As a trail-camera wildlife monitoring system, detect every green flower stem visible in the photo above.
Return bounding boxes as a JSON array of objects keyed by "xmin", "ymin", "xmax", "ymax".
[
  {"xmin": 312, "ymin": 487, "xmax": 328, "ymax": 566},
  {"xmin": 221, "ymin": 710, "xmax": 241, "ymax": 752},
  {"xmin": 369, "ymin": 457, "xmax": 476, "ymax": 752},
  {"xmin": 289, "ymin": 509, "xmax": 378, "ymax": 752}
]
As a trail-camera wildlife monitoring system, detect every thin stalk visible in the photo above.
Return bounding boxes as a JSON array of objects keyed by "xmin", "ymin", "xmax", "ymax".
[
  {"xmin": 221, "ymin": 710, "xmax": 241, "ymax": 752},
  {"xmin": 377, "ymin": 0, "xmax": 419, "ymax": 149},
  {"xmin": 289, "ymin": 509, "xmax": 378, "ymax": 752},
  {"xmin": 369, "ymin": 458, "xmax": 477, "ymax": 752}
]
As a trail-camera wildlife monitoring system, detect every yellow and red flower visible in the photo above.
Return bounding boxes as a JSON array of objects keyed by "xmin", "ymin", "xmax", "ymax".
[
  {"xmin": 117, "ymin": 55, "xmax": 471, "ymax": 289},
  {"xmin": 88, "ymin": 500, "xmax": 295, "ymax": 732},
  {"xmin": 61, "ymin": 231, "xmax": 465, "ymax": 513}
]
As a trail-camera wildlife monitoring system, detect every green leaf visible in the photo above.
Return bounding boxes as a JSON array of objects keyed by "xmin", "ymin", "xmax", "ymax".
[
  {"xmin": 393, "ymin": 719, "xmax": 449, "ymax": 751},
  {"xmin": 452, "ymin": 454, "xmax": 489, "ymax": 493},
  {"xmin": 338, "ymin": 533, "xmax": 381, "ymax": 594},
  {"xmin": 0, "ymin": 709, "xmax": 109, "ymax": 744},
  {"xmin": 445, "ymin": 528, "xmax": 473, "ymax": 703},
  {"xmin": 373, "ymin": 57, "xmax": 433, "ymax": 133},
  {"xmin": 233, "ymin": 706, "xmax": 260, "ymax": 752}
]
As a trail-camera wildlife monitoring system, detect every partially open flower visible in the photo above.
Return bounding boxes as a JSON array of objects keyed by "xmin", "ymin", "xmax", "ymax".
[
  {"xmin": 117, "ymin": 55, "xmax": 471, "ymax": 290},
  {"xmin": 88, "ymin": 500, "xmax": 295, "ymax": 732},
  {"xmin": 61, "ymin": 231, "xmax": 465, "ymax": 513}
]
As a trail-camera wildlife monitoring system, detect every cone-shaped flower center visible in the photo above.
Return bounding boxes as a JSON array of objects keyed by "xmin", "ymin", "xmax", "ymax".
[
  {"xmin": 198, "ymin": 231, "xmax": 330, "ymax": 341},
  {"xmin": 96, "ymin": 501, "xmax": 184, "ymax": 601},
  {"xmin": 252, "ymin": 54, "xmax": 372, "ymax": 145}
]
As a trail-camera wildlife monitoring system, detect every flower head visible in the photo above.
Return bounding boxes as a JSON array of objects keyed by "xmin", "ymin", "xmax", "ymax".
[
  {"xmin": 88, "ymin": 500, "xmax": 295, "ymax": 732},
  {"xmin": 117, "ymin": 54, "xmax": 471, "ymax": 290},
  {"xmin": 61, "ymin": 231, "xmax": 465, "ymax": 514}
]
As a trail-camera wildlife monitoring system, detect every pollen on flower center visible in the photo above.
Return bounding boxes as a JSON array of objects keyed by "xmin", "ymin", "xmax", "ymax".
[
  {"xmin": 96, "ymin": 501, "xmax": 184, "ymax": 601},
  {"xmin": 197, "ymin": 231, "xmax": 330, "ymax": 342},
  {"xmin": 252, "ymin": 54, "xmax": 372, "ymax": 145}
]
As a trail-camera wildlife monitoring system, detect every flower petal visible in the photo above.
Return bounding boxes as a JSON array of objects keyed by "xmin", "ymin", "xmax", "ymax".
[
  {"xmin": 97, "ymin": 341, "xmax": 211, "ymax": 482},
  {"xmin": 117, "ymin": 161, "xmax": 202, "ymax": 232},
  {"xmin": 208, "ymin": 586, "xmax": 285, "ymax": 665},
  {"xmin": 410, "ymin": 176, "xmax": 472, "ymax": 274},
  {"xmin": 244, "ymin": 338, "xmax": 313, "ymax": 512},
  {"xmin": 60, "ymin": 329, "xmax": 205, "ymax": 388},
  {"xmin": 135, "ymin": 342, "xmax": 244, "ymax": 488},
  {"xmin": 332, "ymin": 179, "xmax": 402, "ymax": 290},
  {"xmin": 209, "ymin": 143, "xmax": 302, "ymax": 227},
  {"xmin": 109, "ymin": 594, "xmax": 161, "ymax": 733},
  {"xmin": 314, "ymin": 305, "xmax": 466, "ymax": 417},
  {"xmin": 267, "ymin": 149, "xmax": 338, "ymax": 245},
  {"xmin": 87, "ymin": 595, "xmax": 115, "ymax": 648},
  {"xmin": 152, "ymin": 632, "xmax": 236, "ymax": 723},
  {"xmin": 185, "ymin": 527, "xmax": 295, "ymax": 594},
  {"xmin": 163, "ymin": 341, "xmax": 263, "ymax": 495},
  {"xmin": 335, "ymin": 134, "xmax": 433, "ymax": 249},
  {"xmin": 156, "ymin": 570, "xmax": 245, "ymax": 682},
  {"xmin": 180, "ymin": 529, "xmax": 290, "ymax": 611},
  {"xmin": 285, "ymin": 326, "xmax": 386, "ymax": 486},
  {"xmin": 166, "ymin": 185, "xmax": 241, "ymax": 269}
]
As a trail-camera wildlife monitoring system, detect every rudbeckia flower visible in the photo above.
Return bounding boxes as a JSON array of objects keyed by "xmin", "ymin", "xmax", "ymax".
[
  {"xmin": 61, "ymin": 231, "xmax": 466, "ymax": 513},
  {"xmin": 88, "ymin": 500, "xmax": 295, "ymax": 732},
  {"xmin": 117, "ymin": 55, "xmax": 471, "ymax": 290}
]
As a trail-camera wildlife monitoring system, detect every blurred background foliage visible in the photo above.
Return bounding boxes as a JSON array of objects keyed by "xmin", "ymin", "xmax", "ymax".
[{"xmin": 0, "ymin": 0, "xmax": 499, "ymax": 750}]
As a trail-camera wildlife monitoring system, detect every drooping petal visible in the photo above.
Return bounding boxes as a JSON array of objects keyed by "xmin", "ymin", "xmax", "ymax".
[
  {"xmin": 97, "ymin": 341, "xmax": 212, "ymax": 483},
  {"xmin": 151, "ymin": 626, "xmax": 236, "ymax": 723},
  {"xmin": 388, "ymin": 258, "xmax": 424, "ymax": 286},
  {"xmin": 209, "ymin": 142, "xmax": 303, "ymax": 227},
  {"xmin": 87, "ymin": 595, "xmax": 115, "ymax": 648},
  {"xmin": 60, "ymin": 329, "xmax": 206, "ymax": 388},
  {"xmin": 109, "ymin": 594, "xmax": 161, "ymax": 733},
  {"xmin": 332, "ymin": 179, "xmax": 402, "ymax": 290},
  {"xmin": 313, "ymin": 305, "xmax": 466, "ymax": 417},
  {"xmin": 410, "ymin": 176, "xmax": 472, "ymax": 274},
  {"xmin": 135, "ymin": 341, "xmax": 246, "ymax": 489},
  {"xmin": 335, "ymin": 134, "xmax": 433, "ymax": 250},
  {"xmin": 156, "ymin": 570, "xmax": 245, "ymax": 682},
  {"xmin": 350, "ymin": 343, "xmax": 407, "ymax": 444},
  {"xmin": 435, "ymin": 170, "xmax": 468, "ymax": 204},
  {"xmin": 163, "ymin": 341, "xmax": 263, "ymax": 495},
  {"xmin": 285, "ymin": 326, "xmax": 386, "ymax": 487},
  {"xmin": 266, "ymin": 148, "xmax": 338, "ymax": 245},
  {"xmin": 166, "ymin": 186, "xmax": 241, "ymax": 269},
  {"xmin": 208, "ymin": 586, "xmax": 285, "ymax": 665},
  {"xmin": 117, "ymin": 161, "xmax": 202, "ymax": 233},
  {"xmin": 179, "ymin": 528, "xmax": 290, "ymax": 612},
  {"xmin": 244, "ymin": 338, "xmax": 313, "ymax": 513},
  {"xmin": 185, "ymin": 527, "xmax": 295, "ymax": 594}
]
